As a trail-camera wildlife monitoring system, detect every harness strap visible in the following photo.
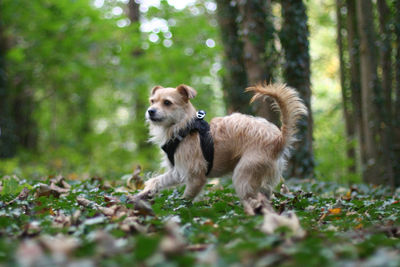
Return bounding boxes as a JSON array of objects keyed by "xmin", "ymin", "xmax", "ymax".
[{"xmin": 161, "ymin": 110, "xmax": 214, "ymax": 175}]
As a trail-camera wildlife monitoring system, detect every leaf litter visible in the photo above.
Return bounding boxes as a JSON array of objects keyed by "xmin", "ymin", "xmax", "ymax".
[{"xmin": 0, "ymin": 173, "xmax": 400, "ymax": 266}]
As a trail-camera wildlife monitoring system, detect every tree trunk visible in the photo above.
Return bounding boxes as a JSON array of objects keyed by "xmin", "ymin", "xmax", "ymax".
[
  {"xmin": 356, "ymin": 0, "xmax": 390, "ymax": 184},
  {"xmin": 128, "ymin": 0, "xmax": 140, "ymax": 22},
  {"xmin": 336, "ymin": 0, "xmax": 356, "ymax": 173},
  {"xmin": 394, "ymin": 0, "xmax": 400, "ymax": 186},
  {"xmin": 237, "ymin": 0, "xmax": 279, "ymax": 124},
  {"xmin": 377, "ymin": 0, "xmax": 393, "ymax": 122},
  {"xmin": 127, "ymin": 0, "xmax": 153, "ymax": 160},
  {"xmin": 11, "ymin": 85, "xmax": 38, "ymax": 150},
  {"xmin": 345, "ymin": 0, "xmax": 364, "ymax": 168},
  {"xmin": 377, "ymin": 0, "xmax": 395, "ymax": 186},
  {"xmin": 216, "ymin": 0, "xmax": 250, "ymax": 114},
  {"xmin": 280, "ymin": 0, "xmax": 314, "ymax": 178},
  {"xmin": 0, "ymin": 10, "xmax": 17, "ymax": 158}
]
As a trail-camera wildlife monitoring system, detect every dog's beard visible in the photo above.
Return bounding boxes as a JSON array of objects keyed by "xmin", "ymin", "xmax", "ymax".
[{"xmin": 145, "ymin": 112, "xmax": 166, "ymax": 124}]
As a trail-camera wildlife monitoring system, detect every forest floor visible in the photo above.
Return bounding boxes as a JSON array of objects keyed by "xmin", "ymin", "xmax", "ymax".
[{"xmin": 1, "ymin": 173, "xmax": 400, "ymax": 266}]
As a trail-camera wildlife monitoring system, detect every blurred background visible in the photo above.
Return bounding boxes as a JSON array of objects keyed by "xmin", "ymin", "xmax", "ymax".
[{"xmin": 0, "ymin": 0, "xmax": 399, "ymax": 187}]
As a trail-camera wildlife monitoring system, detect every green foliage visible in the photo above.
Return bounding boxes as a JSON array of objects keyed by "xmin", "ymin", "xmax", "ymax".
[
  {"xmin": 1, "ymin": 0, "xmax": 222, "ymax": 178},
  {"xmin": 314, "ymin": 103, "xmax": 360, "ymax": 183},
  {"xmin": 0, "ymin": 177, "xmax": 31, "ymax": 197}
]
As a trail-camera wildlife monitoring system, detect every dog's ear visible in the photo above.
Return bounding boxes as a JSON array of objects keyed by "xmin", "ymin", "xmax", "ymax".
[
  {"xmin": 176, "ymin": 84, "xmax": 197, "ymax": 101},
  {"xmin": 151, "ymin": 85, "xmax": 163, "ymax": 95}
]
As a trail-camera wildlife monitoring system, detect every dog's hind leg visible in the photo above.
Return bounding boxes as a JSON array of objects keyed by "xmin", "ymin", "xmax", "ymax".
[{"xmin": 232, "ymin": 154, "xmax": 271, "ymax": 215}]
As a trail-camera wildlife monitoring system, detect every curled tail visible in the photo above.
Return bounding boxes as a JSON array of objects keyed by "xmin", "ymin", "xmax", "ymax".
[{"xmin": 245, "ymin": 83, "xmax": 308, "ymax": 155}]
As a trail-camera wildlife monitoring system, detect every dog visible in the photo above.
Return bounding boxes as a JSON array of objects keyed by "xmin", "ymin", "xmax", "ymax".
[{"xmin": 136, "ymin": 83, "xmax": 307, "ymax": 215}]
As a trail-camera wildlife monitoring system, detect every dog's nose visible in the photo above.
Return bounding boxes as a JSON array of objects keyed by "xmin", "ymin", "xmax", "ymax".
[{"xmin": 147, "ymin": 108, "xmax": 156, "ymax": 117}]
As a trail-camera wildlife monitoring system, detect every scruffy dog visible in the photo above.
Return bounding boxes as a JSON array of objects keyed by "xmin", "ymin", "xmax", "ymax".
[{"xmin": 136, "ymin": 83, "xmax": 307, "ymax": 215}]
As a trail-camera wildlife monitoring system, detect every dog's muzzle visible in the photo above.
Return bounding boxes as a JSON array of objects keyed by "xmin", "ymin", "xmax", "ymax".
[{"xmin": 147, "ymin": 108, "xmax": 162, "ymax": 122}]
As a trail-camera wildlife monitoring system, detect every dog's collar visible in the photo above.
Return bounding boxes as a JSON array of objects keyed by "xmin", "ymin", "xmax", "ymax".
[{"xmin": 161, "ymin": 110, "xmax": 214, "ymax": 175}]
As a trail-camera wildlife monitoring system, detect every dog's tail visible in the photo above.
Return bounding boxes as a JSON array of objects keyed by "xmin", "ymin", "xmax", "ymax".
[{"xmin": 245, "ymin": 83, "xmax": 308, "ymax": 155}]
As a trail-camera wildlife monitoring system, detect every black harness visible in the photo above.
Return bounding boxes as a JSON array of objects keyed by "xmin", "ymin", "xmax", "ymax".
[{"xmin": 161, "ymin": 110, "xmax": 214, "ymax": 175}]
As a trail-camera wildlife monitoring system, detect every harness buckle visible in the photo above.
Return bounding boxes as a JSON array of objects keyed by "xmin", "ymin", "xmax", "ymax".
[{"xmin": 196, "ymin": 110, "xmax": 206, "ymax": 120}]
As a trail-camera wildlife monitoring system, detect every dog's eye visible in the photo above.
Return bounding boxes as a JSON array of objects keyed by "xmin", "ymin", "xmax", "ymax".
[
  {"xmin": 163, "ymin": 100, "xmax": 172, "ymax": 106},
  {"xmin": 150, "ymin": 99, "xmax": 155, "ymax": 104}
]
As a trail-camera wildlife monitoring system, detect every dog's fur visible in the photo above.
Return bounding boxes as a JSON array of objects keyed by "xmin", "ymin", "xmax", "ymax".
[{"xmin": 137, "ymin": 83, "xmax": 307, "ymax": 214}]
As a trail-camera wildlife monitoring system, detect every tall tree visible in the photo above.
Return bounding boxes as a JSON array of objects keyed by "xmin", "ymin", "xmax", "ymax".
[
  {"xmin": 11, "ymin": 82, "xmax": 38, "ymax": 150},
  {"xmin": 356, "ymin": 0, "xmax": 393, "ymax": 185},
  {"xmin": 0, "ymin": 7, "xmax": 17, "ymax": 158},
  {"xmin": 336, "ymin": 0, "xmax": 356, "ymax": 173},
  {"xmin": 128, "ymin": 0, "xmax": 140, "ymax": 22},
  {"xmin": 345, "ymin": 0, "xmax": 364, "ymax": 168},
  {"xmin": 216, "ymin": 0, "xmax": 250, "ymax": 114},
  {"xmin": 377, "ymin": 0, "xmax": 393, "ymax": 122},
  {"xmin": 394, "ymin": 0, "xmax": 400, "ymax": 186},
  {"xmin": 127, "ymin": 0, "xmax": 154, "ymax": 162},
  {"xmin": 237, "ymin": 0, "xmax": 279, "ymax": 123},
  {"xmin": 280, "ymin": 0, "xmax": 314, "ymax": 178},
  {"xmin": 377, "ymin": 0, "xmax": 395, "ymax": 186}
]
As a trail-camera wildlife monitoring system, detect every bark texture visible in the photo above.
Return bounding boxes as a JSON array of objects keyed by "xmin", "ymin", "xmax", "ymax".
[
  {"xmin": 394, "ymin": 0, "xmax": 400, "ymax": 186},
  {"xmin": 345, "ymin": 0, "xmax": 364, "ymax": 167},
  {"xmin": 0, "ymin": 10, "xmax": 17, "ymax": 158},
  {"xmin": 336, "ymin": 0, "xmax": 356, "ymax": 173},
  {"xmin": 216, "ymin": 0, "xmax": 250, "ymax": 114},
  {"xmin": 356, "ymin": 0, "xmax": 390, "ymax": 184},
  {"xmin": 237, "ymin": 0, "xmax": 279, "ymax": 124},
  {"xmin": 280, "ymin": 0, "xmax": 314, "ymax": 178}
]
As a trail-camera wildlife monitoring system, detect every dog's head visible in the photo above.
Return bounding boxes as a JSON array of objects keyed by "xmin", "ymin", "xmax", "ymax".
[{"xmin": 146, "ymin": 84, "xmax": 197, "ymax": 127}]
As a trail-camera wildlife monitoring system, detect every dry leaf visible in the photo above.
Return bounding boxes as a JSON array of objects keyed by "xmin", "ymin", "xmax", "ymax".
[
  {"xmin": 39, "ymin": 234, "xmax": 80, "ymax": 255},
  {"xmin": 159, "ymin": 220, "xmax": 186, "ymax": 255},
  {"xmin": 35, "ymin": 183, "xmax": 69, "ymax": 198},
  {"xmin": 120, "ymin": 216, "xmax": 147, "ymax": 233},
  {"xmin": 52, "ymin": 211, "xmax": 71, "ymax": 228},
  {"xmin": 127, "ymin": 165, "xmax": 144, "ymax": 190},
  {"xmin": 280, "ymin": 184, "xmax": 291, "ymax": 194},
  {"xmin": 328, "ymin": 208, "xmax": 341, "ymax": 215},
  {"xmin": 23, "ymin": 221, "xmax": 41, "ymax": 236},
  {"xmin": 127, "ymin": 195, "xmax": 154, "ymax": 216},
  {"xmin": 77, "ymin": 196, "xmax": 95, "ymax": 207},
  {"xmin": 91, "ymin": 230, "xmax": 127, "ymax": 257},
  {"xmin": 261, "ymin": 210, "xmax": 305, "ymax": 238},
  {"xmin": 5, "ymin": 187, "xmax": 30, "ymax": 205},
  {"xmin": 16, "ymin": 239, "xmax": 45, "ymax": 267}
]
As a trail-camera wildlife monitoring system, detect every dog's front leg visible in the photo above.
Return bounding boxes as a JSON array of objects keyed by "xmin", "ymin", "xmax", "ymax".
[
  {"xmin": 136, "ymin": 169, "xmax": 182, "ymax": 199},
  {"xmin": 182, "ymin": 175, "xmax": 207, "ymax": 199}
]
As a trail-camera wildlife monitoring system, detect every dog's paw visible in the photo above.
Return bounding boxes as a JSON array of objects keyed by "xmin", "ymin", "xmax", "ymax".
[{"xmin": 134, "ymin": 178, "xmax": 159, "ymax": 200}]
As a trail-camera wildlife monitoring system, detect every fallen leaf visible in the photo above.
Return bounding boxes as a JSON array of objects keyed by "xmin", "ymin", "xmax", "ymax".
[
  {"xmin": 328, "ymin": 208, "xmax": 341, "ymax": 215},
  {"xmin": 76, "ymin": 196, "xmax": 95, "ymax": 207},
  {"xmin": 90, "ymin": 230, "xmax": 127, "ymax": 257},
  {"xmin": 280, "ymin": 184, "xmax": 291, "ymax": 194},
  {"xmin": 159, "ymin": 220, "xmax": 186, "ymax": 255},
  {"xmin": 355, "ymin": 223, "xmax": 363, "ymax": 229},
  {"xmin": 127, "ymin": 195, "xmax": 154, "ymax": 216},
  {"xmin": 261, "ymin": 210, "xmax": 305, "ymax": 238},
  {"xmin": 120, "ymin": 216, "xmax": 147, "ymax": 233},
  {"xmin": 186, "ymin": 244, "xmax": 209, "ymax": 251},
  {"xmin": 16, "ymin": 239, "xmax": 45, "ymax": 267},
  {"xmin": 127, "ymin": 165, "xmax": 144, "ymax": 190},
  {"xmin": 52, "ymin": 211, "xmax": 71, "ymax": 228},
  {"xmin": 5, "ymin": 187, "xmax": 30, "ymax": 205},
  {"xmin": 23, "ymin": 221, "xmax": 41, "ymax": 236},
  {"xmin": 39, "ymin": 234, "xmax": 80, "ymax": 255},
  {"xmin": 35, "ymin": 183, "xmax": 69, "ymax": 198}
]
